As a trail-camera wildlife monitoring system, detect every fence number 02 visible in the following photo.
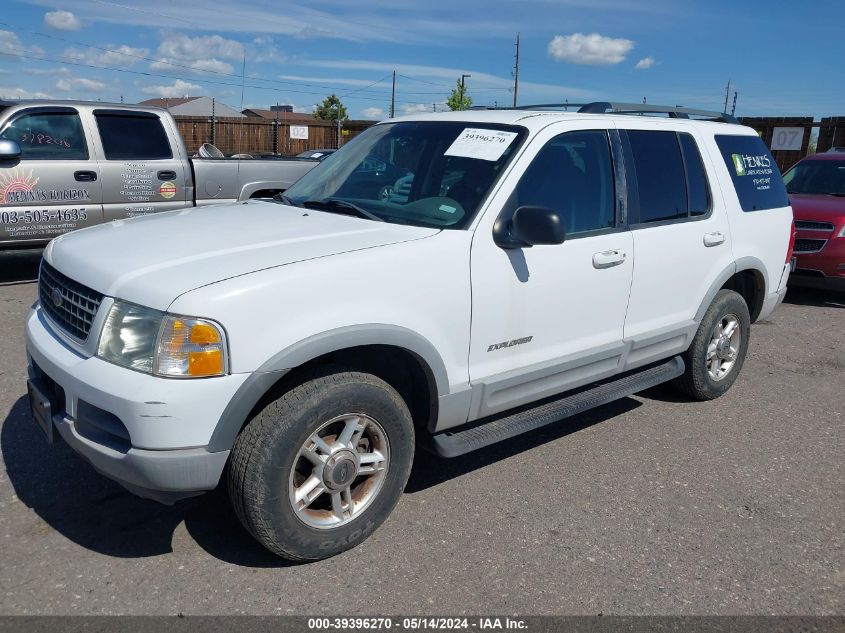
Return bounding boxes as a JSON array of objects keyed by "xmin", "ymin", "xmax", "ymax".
[{"xmin": 770, "ymin": 127, "xmax": 805, "ymax": 151}]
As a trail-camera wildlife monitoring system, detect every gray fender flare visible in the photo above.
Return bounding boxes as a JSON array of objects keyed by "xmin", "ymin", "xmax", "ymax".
[
  {"xmin": 207, "ymin": 324, "xmax": 450, "ymax": 452},
  {"xmin": 693, "ymin": 256, "xmax": 768, "ymax": 324}
]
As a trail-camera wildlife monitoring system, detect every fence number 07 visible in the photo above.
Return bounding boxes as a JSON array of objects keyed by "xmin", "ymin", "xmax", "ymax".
[{"xmin": 770, "ymin": 127, "xmax": 805, "ymax": 151}]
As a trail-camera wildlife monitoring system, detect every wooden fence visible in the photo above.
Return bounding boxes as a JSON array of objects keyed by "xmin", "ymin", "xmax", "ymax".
[
  {"xmin": 173, "ymin": 116, "xmax": 376, "ymax": 156},
  {"xmin": 739, "ymin": 116, "xmax": 845, "ymax": 172}
]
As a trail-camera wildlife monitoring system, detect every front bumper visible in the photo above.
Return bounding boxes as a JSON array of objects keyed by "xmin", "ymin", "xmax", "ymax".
[
  {"xmin": 792, "ymin": 235, "xmax": 845, "ymax": 291},
  {"xmin": 25, "ymin": 304, "xmax": 250, "ymax": 503}
]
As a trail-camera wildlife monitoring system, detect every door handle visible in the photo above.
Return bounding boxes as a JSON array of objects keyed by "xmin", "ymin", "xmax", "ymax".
[
  {"xmin": 703, "ymin": 231, "xmax": 726, "ymax": 247},
  {"xmin": 592, "ymin": 249, "xmax": 627, "ymax": 269},
  {"xmin": 73, "ymin": 170, "xmax": 97, "ymax": 182},
  {"xmin": 157, "ymin": 170, "xmax": 177, "ymax": 181}
]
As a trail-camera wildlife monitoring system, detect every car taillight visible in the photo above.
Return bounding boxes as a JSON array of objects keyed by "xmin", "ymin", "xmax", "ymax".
[{"xmin": 786, "ymin": 219, "xmax": 796, "ymax": 263}]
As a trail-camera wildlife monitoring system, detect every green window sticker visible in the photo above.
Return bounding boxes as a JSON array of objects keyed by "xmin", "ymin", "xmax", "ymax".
[{"xmin": 732, "ymin": 153, "xmax": 747, "ymax": 176}]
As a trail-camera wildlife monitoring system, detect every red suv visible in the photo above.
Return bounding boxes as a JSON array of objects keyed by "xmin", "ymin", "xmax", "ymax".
[{"xmin": 784, "ymin": 151, "xmax": 845, "ymax": 291}]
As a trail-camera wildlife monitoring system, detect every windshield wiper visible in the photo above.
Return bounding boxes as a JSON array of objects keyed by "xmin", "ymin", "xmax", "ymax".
[
  {"xmin": 272, "ymin": 192, "xmax": 300, "ymax": 207},
  {"xmin": 301, "ymin": 198, "xmax": 384, "ymax": 222}
]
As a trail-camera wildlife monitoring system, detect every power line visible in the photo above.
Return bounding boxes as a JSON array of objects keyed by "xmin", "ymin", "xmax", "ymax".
[{"xmin": 0, "ymin": 48, "xmax": 431, "ymax": 105}]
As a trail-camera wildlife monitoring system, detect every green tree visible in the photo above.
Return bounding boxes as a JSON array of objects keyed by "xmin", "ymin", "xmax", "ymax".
[
  {"xmin": 446, "ymin": 79, "xmax": 472, "ymax": 111},
  {"xmin": 313, "ymin": 93, "xmax": 348, "ymax": 121}
]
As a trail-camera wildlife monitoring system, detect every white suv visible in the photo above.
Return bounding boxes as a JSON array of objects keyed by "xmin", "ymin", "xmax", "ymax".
[{"xmin": 25, "ymin": 103, "xmax": 794, "ymax": 561}]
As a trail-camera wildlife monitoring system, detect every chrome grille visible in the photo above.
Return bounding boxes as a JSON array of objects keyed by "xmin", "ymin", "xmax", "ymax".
[
  {"xmin": 793, "ymin": 238, "xmax": 827, "ymax": 254},
  {"xmin": 39, "ymin": 262, "xmax": 104, "ymax": 341},
  {"xmin": 795, "ymin": 220, "xmax": 834, "ymax": 231}
]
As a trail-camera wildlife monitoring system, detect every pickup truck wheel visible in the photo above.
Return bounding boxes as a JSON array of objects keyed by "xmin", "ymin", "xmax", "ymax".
[
  {"xmin": 672, "ymin": 289, "xmax": 751, "ymax": 400},
  {"xmin": 227, "ymin": 368, "xmax": 414, "ymax": 561}
]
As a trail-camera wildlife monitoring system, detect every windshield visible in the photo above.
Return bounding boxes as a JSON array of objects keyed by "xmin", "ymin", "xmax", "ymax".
[
  {"xmin": 282, "ymin": 121, "xmax": 526, "ymax": 229},
  {"xmin": 783, "ymin": 159, "xmax": 845, "ymax": 195}
]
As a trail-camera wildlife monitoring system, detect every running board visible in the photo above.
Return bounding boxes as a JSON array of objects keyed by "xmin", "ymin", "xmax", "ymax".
[{"xmin": 430, "ymin": 356, "xmax": 685, "ymax": 458}]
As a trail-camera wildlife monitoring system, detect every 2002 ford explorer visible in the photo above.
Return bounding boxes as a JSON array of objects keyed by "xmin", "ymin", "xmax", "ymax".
[{"xmin": 25, "ymin": 102, "xmax": 794, "ymax": 561}]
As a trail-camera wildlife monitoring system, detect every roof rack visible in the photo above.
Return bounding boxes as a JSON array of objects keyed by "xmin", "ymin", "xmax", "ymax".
[{"xmin": 510, "ymin": 101, "xmax": 738, "ymax": 124}]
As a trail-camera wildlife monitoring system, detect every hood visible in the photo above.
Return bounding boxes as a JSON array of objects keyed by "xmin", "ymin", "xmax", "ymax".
[
  {"xmin": 788, "ymin": 193, "xmax": 845, "ymax": 221},
  {"xmin": 46, "ymin": 200, "xmax": 439, "ymax": 310}
]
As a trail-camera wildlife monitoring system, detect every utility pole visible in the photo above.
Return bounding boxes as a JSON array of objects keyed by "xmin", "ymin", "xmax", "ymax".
[
  {"xmin": 731, "ymin": 91, "xmax": 738, "ymax": 116},
  {"xmin": 460, "ymin": 73, "xmax": 471, "ymax": 110},
  {"xmin": 723, "ymin": 79, "xmax": 731, "ymax": 113},
  {"xmin": 513, "ymin": 32, "xmax": 520, "ymax": 108},
  {"xmin": 390, "ymin": 70, "xmax": 396, "ymax": 118}
]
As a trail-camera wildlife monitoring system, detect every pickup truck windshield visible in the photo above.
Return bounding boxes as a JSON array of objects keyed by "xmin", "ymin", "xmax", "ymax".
[
  {"xmin": 784, "ymin": 159, "xmax": 845, "ymax": 196},
  {"xmin": 282, "ymin": 121, "xmax": 526, "ymax": 229}
]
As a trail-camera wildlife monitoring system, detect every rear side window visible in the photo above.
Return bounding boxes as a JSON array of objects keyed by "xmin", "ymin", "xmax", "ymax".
[
  {"xmin": 679, "ymin": 133, "xmax": 710, "ymax": 216},
  {"xmin": 714, "ymin": 134, "xmax": 788, "ymax": 211},
  {"xmin": 95, "ymin": 113, "xmax": 172, "ymax": 160},
  {"xmin": 0, "ymin": 111, "xmax": 88, "ymax": 160},
  {"xmin": 626, "ymin": 130, "xmax": 688, "ymax": 223}
]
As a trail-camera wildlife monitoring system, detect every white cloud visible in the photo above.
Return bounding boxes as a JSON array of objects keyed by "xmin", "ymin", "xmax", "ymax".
[
  {"xmin": 158, "ymin": 33, "xmax": 244, "ymax": 60},
  {"xmin": 361, "ymin": 107, "xmax": 384, "ymax": 119},
  {"xmin": 0, "ymin": 30, "xmax": 45, "ymax": 58},
  {"xmin": 56, "ymin": 77, "xmax": 107, "ymax": 91},
  {"xmin": 141, "ymin": 79, "xmax": 201, "ymax": 97},
  {"xmin": 151, "ymin": 33, "xmax": 245, "ymax": 75},
  {"xmin": 401, "ymin": 103, "xmax": 431, "ymax": 115},
  {"xmin": 44, "ymin": 10, "xmax": 82, "ymax": 31},
  {"xmin": 0, "ymin": 86, "xmax": 52, "ymax": 99},
  {"xmin": 548, "ymin": 33, "xmax": 634, "ymax": 65},
  {"xmin": 62, "ymin": 44, "xmax": 149, "ymax": 67},
  {"xmin": 150, "ymin": 58, "xmax": 233, "ymax": 74},
  {"xmin": 634, "ymin": 56, "xmax": 655, "ymax": 70}
]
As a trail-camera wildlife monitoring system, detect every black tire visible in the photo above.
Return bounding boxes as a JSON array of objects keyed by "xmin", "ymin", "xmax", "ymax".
[
  {"xmin": 672, "ymin": 289, "xmax": 751, "ymax": 401},
  {"xmin": 228, "ymin": 367, "xmax": 415, "ymax": 561}
]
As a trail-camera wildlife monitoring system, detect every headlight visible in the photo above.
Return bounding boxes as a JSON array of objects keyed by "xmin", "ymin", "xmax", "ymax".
[
  {"xmin": 838, "ymin": 225, "xmax": 845, "ymax": 238},
  {"xmin": 97, "ymin": 300, "xmax": 228, "ymax": 378}
]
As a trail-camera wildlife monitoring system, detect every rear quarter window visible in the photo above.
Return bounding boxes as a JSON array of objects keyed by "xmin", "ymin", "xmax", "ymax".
[{"xmin": 714, "ymin": 134, "xmax": 788, "ymax": 211}]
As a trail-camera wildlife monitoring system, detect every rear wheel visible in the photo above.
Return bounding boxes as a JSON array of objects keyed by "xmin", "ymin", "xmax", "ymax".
[
  {"xmin": 228, "ymin": 368, "xmax": 414, "ymax": 561},
  {"xmin": 672, "ymin": 289, "xmax": 751, "ymax": 400}
]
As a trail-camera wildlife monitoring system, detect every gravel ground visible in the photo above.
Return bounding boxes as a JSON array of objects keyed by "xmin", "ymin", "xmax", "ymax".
[{"xmin": 1, "ymin": 251, "xmax": 842, "ymax": 615}]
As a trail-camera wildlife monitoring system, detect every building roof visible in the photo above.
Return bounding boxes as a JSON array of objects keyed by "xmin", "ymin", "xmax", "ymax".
[
  {"xmin": 242, "ymin": 108, "xmax": 315, "ymax": 121},
  {"xmin": 137, "ymin": 97, "xmax": 200, "ymax": 108}
]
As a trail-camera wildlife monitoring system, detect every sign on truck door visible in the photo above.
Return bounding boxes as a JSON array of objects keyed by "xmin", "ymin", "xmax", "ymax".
[
  {"xmin": 0, "ymin": 106, "xmax": 104, "ymax": 247},
  {"xmin": 91, "ymin": 109, "xmax": 189, "ymax": 221}
]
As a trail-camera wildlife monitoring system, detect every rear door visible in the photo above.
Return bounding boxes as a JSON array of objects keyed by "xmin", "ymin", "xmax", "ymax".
[
  {"xmin": 620, "ymin": 124, "xmax": 735, "ymax": 366},
  {"xmin": 0, "ymin": 106, "xmax": 103, "ymax": 246},
  {"xmin": 91, "ymin": 109, "xmax": 189, "ymax": 221}
]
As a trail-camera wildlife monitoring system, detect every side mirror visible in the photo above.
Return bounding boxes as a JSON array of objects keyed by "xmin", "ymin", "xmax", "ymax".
[
  {"xmin": 0, "ymin": 139, "xmax": 21, "ymax": 161},
  {"xmin": 493, "ymin": 205, "xmax": 567, "ymax": 249}
]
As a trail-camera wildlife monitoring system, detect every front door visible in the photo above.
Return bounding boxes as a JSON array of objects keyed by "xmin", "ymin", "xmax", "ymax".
[
  {"xmin": 468, "ymin": 123, "xmax": 634, "ymax": 420},
  {"xmin": 0, "ymin": 106, "xmax": 103, "ymax": 247}
]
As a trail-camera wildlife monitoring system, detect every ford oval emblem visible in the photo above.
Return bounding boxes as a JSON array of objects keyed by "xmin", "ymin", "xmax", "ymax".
[{"xmin": 51, "ymin": 287, "xmax": 63, "ymax": 308}]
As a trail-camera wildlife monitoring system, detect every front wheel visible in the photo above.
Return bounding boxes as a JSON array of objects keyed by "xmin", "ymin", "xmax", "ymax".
[
  {"xmin": 228, "ymin": 368, "xmax": 415, "ymax": 561},
  {"xmin": 672, "ymin": 289, "xmax": 751, "ymax": 400}
]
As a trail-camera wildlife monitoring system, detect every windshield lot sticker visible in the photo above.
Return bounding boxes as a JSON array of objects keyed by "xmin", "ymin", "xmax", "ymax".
[
  {"xmin": 445, "ymin": 128, "xmax": 518, "ymax": 161},
  {"xmin": 159, "ymin": 181, "xmax": 177, "ymax": 199}
]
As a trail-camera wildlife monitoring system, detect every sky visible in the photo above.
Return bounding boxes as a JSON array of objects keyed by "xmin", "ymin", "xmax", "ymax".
[{"xmin": 0, "ymin": 0, "xmax": 842, "ymax": 120}]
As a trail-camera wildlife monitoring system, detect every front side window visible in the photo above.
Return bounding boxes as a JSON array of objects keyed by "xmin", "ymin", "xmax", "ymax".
[
  {"xmin": 0, "ymin": 111, "xmax": 88, "ymax": 160},
  {"xmin": 95, "ymin": 113, "xmax": 172, "ymax": 160},
  {"xmin": 783, "ymin": 159, "xmax": 845, "ymax": 196},
  {"xmin": 511, "ymin": 129, "xmax": 615, "ymax": 235},
  {"xmin": 283, "ymin": 121, "xmax": 526, "ymax": 229}
]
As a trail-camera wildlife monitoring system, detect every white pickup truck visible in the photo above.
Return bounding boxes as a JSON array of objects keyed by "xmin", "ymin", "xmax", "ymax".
[
  {"xmin": 25, "ymin": 102, "xmax": 794, "ymax": 561},
  {"xmin": 0, "ymin": 100, "xmax": 318, "ymax": 249}
]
